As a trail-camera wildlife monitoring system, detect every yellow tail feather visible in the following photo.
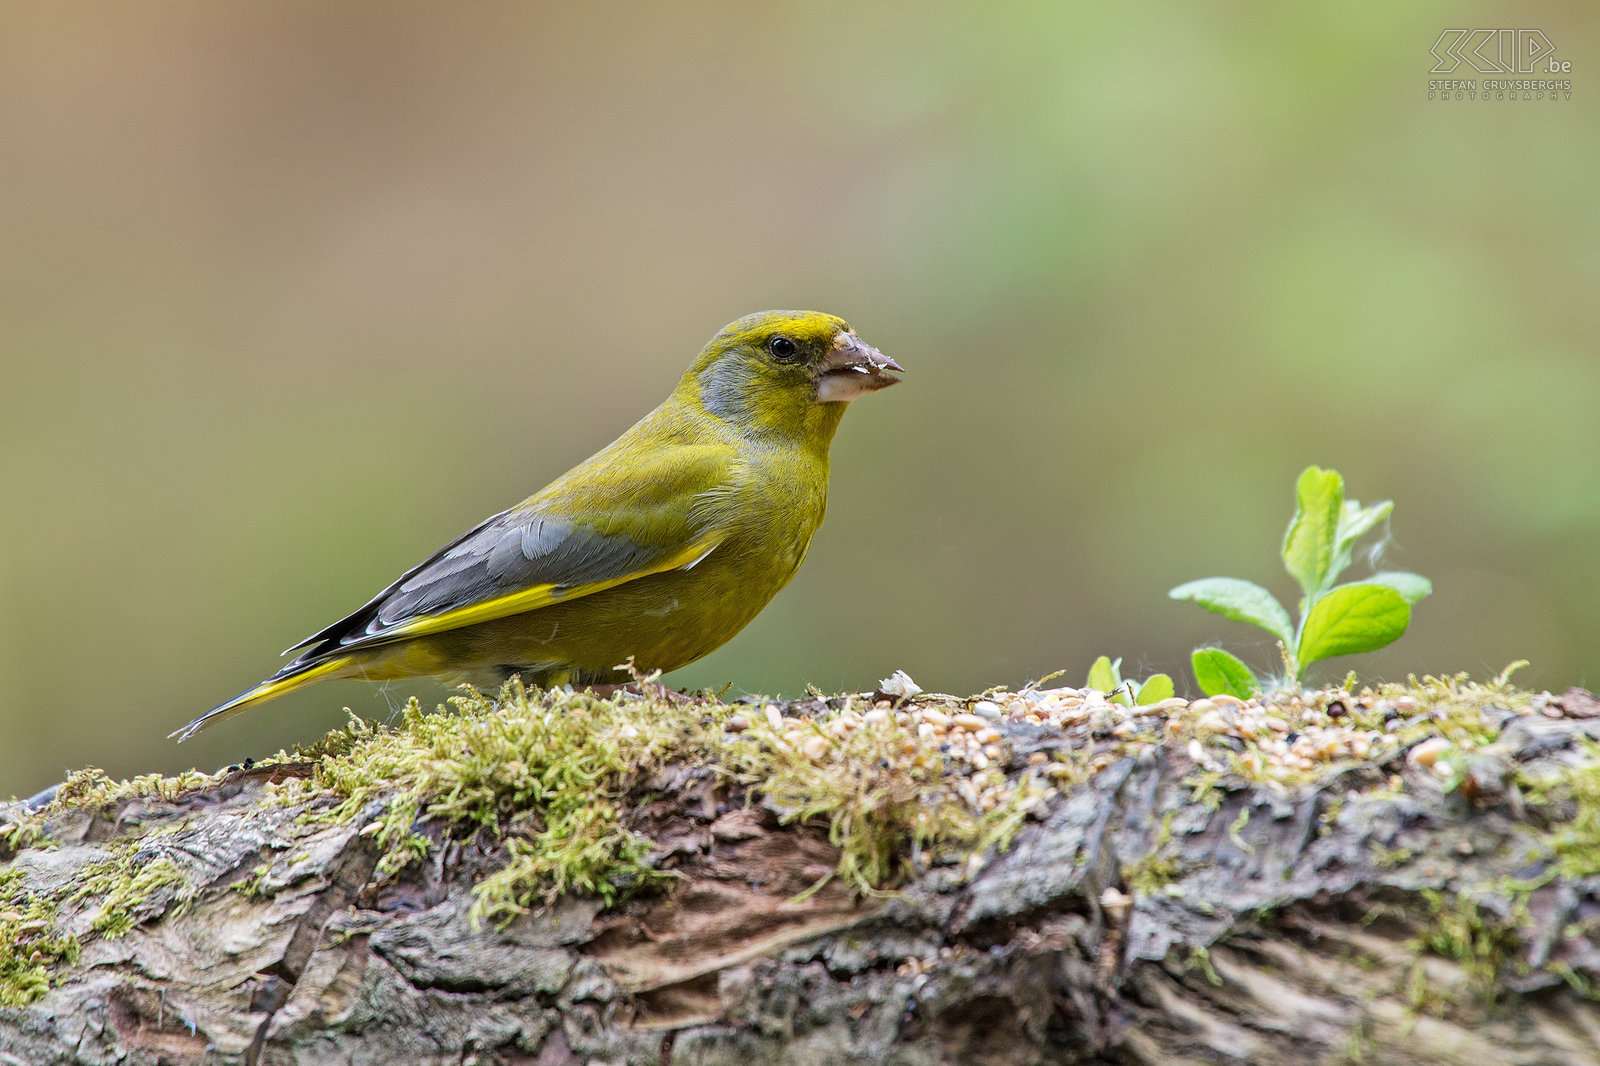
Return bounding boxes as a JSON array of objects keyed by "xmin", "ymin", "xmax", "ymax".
[{"xmin": 170, "ymin": 656, "xmax": 354, "ymax": 742}]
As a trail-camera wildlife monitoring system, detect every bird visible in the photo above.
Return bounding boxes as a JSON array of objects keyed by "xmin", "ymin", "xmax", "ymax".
[{"xmin": 171, "ymin": 310, "xmax": 902, "ymax": 741}]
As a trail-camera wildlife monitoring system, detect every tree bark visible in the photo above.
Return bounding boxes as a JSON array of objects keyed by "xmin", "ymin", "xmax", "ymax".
[{"xmin": 4, "ymin": 688, "xmax": 1600, "ymax": 1065}]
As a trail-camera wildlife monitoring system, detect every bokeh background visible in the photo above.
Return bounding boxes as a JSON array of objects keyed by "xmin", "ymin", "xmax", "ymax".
[{"xmin": 3, "ymin": 2, "xmax": 1596, "ymax": 798}]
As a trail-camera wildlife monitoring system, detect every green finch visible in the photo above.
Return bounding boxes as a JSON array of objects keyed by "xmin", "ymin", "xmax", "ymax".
[{"xmin": 172, "ymin": 310, "xmax": 901, "ymax": 741}]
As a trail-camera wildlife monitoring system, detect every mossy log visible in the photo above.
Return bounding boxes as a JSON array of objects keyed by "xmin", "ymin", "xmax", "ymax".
[{"xmin": 4, "ymin": 680, "xmax": 1600, "ymax": 1065}]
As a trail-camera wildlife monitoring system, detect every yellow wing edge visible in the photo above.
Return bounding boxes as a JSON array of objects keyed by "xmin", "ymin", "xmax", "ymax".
[
  {"xmin": 170, "ymin": 656, "xmax": 355, "ymax": 742},
  {"xmin": 370, "ymin": 532, "xmax": 725, "ymax": 644}
]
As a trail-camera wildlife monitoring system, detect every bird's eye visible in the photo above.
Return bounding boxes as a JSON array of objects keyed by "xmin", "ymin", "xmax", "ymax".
[{"xmin": 768, "ymin": 336, "xmax": 800, "ymax": 361}]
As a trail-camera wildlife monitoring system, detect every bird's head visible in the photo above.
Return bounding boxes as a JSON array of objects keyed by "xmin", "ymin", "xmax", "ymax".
[{"xmin": 685, "ymin": 310, "xmax": 903, "ymax": 445}]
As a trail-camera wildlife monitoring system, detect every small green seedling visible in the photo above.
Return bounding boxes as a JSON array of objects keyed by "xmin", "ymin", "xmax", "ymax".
[
  {"xmin": 1170, "ymin": 466, "xmax": 1431, "ymax": 695},
  {"xmin": 1088, "ymin": 655, "xmax": 1175, "ymax": 707}
]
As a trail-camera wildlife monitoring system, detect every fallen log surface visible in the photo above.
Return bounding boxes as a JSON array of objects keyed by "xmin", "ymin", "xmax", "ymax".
[{"xmin": 3, "ymin": 678, "xmax": 1600, "ymax": 1065}]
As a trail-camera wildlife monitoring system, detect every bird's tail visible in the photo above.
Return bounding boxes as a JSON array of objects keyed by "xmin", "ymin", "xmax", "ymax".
[{"xmin": 169, "ymin": 655, "xmax": 355, "ymax": 742}]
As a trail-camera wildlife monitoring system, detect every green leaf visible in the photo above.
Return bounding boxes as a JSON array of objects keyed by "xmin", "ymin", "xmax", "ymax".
[
  {"xmin": 1297, "ymin": 584, "xmax": 1410, "ymax": 668},
  {"xmin": 1191, "ymin": 648, "xmax": 1259, "ymax": 699},
  {"xmin": 1087, "ymin": 655, "xmax": 1121, "ymax": 694},
  {"xmin": 1328, "ymin": 498, "xmax": 1392, "ymax": 585},
  {"xmin": 1281, "ymin": 466, "xmax": 1344, "ymax": 602},
  {"xmin": 1135, "ymin": 674, "xmax": 1175, "ymax": 705},
  {"xmin": 1368, "ymin": 570, "xmax": 1432, "ymax": 605},
  {"xmin": 1168, "ymin": 578, "xmax": 1294, "ymax": 647}
]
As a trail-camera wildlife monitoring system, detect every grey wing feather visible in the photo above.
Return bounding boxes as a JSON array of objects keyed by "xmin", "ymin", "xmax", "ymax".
[
  {"xmin": 284, "ymin": 508, "xmax": 672, "ymax": 663},
  {"xmin": 377, "ymin": 513, "xmax": 660, "ymax": 624}
]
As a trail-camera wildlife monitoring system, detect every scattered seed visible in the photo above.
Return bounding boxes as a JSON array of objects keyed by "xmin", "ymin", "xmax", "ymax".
[
  {"xmin": 1408, "ymin": 737, "xmax": 1450, "ymax": 768},
  {"xmin": 1100, "ymin": 886, "xmax": 1132, "ymax": 916}
]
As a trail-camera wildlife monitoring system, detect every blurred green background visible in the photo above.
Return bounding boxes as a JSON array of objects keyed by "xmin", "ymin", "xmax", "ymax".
[{"xmin": 3, "ymin": 3, "xmax": 1596, "ymax": 798}]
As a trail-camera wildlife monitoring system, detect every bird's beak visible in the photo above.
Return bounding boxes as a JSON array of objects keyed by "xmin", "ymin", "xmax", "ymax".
[{"xmin": 816, "ymin": 332, "xmax": 904, "ymax": 403}]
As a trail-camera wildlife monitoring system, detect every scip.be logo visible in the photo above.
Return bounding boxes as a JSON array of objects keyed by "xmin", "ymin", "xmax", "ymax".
[{"xmin": 1429, "ymin": 30, "xmax": 1570, "ymax": 74}]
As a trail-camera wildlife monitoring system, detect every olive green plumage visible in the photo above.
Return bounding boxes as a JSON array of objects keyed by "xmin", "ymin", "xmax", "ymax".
[{"xmin": 173, "ymin": 310, "xmax": 902, "ymax": 741}]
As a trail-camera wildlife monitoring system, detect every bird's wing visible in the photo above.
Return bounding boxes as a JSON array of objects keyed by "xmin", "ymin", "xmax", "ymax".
[{"xmin": 286, "ymin": 443, "xmax": 735, "ymax": 661}]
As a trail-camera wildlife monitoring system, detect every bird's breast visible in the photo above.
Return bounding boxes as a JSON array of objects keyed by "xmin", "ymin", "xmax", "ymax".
[{"xmin": 719, "ymin": 452, "xmax": 829, "ymax": 569}]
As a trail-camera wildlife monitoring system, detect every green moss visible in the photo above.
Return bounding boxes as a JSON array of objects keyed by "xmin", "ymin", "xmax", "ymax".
[
  {"xmin": 0, "ymin": 817, "xmax": 199, "ymax": 1002},
  {"xmin": 1371, "ymin": 844, "xmax": 1414, "ymax": 869},
  {"xmin": 79, "ymin": 857, "xmax": 194, "ymax": 939},
  {"xmin": 0, "ymin": 869, "xmax": 81, "ymax": 1007},
  {"xmin": 55, "ymin": 829, "xmax": 198, "ymax": 940},
  {"xmin": 1516, "ymin": 735, "xmax": 1600, "ymax": 896},
  {"xmin": 1187, "ymin": 767, "xmax": 1227, "ymax": 809},
  {"xmin": 1318, "ymin": 794, "xmax": 1344, "ymax": 836},
  {"xmin": 1043, "ymin": 747, "xmax": 1093, "ymax": 791},
  {"xmin": 1551, "ymin": 960, "xmax": 1600, "ymax": 1001},
  {"xmin": 282, "ymin": 684, "xmax": 723, "ymax": 925},
  {"xmin": 1185, "ymin": 944, "xmax": 1223, "ymax": 986},
  {"xmin": 736, "ymin": 700, "xmax": 1040, "ymax": 898},
  {"xmin": 1341, "ymin": 1014, "xmax": 1376, "ymax": 1064},
  {"xmin": 4, "ymin": 765, "xmax": 220, "ymax": 861},
  {"xmin": 1406, "ymin": 888, "xmax": 1526, "ymax": 1010},
  {"xmin": 472, "ymin": 805, "xmax": 664, "ymax": 926},
  {"xmin": 250, "ymin": 681, "xmax": 1044, "ymax": 925},
  {"xmin": 51, "ymin": 765, "xmax": 217, "ymax": 810},
  {"xmin": 1363, "ymin": 667, "xmax": 1531, "ymax": 751},
  {"xmin": 0, "ymin": 807, "xmax": 52, "ymax": 860},
  {"xmin": 1536, "ymin": 737, "xmax": 1600, "ymax": 879},
  {"xmin": 1123, "ymin": 811, "xmax": 1181, "ymax": 895},
  {"xmin": 1227, "ymin": 807, "xmax": 1253, "ymax": 853}
]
